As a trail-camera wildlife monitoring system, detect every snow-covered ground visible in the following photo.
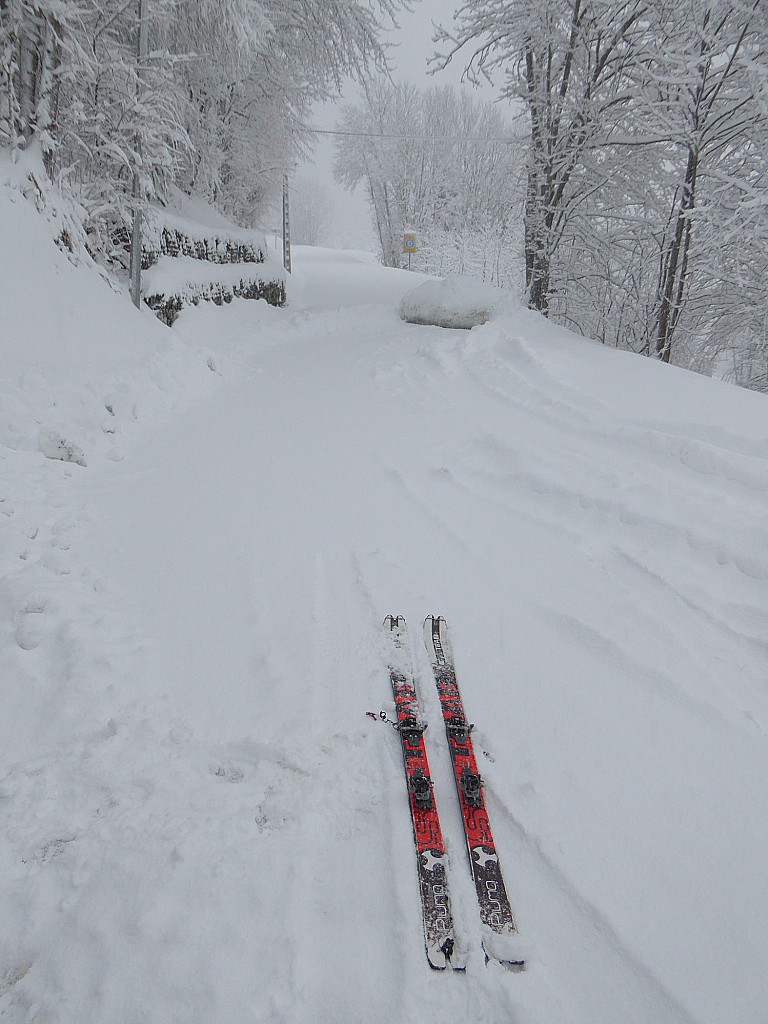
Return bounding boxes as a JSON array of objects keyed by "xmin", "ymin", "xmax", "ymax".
[{"xmin": 2, "ymin": 179, "xmax": 768, "ymax": 1024}]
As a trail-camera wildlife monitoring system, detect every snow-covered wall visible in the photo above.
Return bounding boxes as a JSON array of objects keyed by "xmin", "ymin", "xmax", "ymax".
[
  {"xmin": 141, "ymin": 205, "xmax": 285, "ymax": 324},
  {"xmin": 142, "ymin": 208, "xmax": 268, "ymax": 269}
]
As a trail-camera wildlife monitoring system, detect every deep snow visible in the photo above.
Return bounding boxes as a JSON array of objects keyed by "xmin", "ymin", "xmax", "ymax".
[{"xmin": 1, "ymin": 177, "xmax": 768, "ymax": 1024}]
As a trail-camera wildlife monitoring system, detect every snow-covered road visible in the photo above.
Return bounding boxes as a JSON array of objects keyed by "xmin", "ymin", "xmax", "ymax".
[{"xmin": 3, "ymin": 241, "xmax": 768, "ymax": 1023}]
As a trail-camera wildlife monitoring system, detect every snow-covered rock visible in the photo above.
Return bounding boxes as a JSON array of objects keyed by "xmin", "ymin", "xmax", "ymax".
[{"xmin": 398, "ymin": 273, "xmax": 507, "ymax": 329}]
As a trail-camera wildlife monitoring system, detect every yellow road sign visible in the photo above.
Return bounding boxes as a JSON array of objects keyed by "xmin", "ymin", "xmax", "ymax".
[{"xmin": 403, "ymin": 233, "xmax": 417, "ymax": 253}]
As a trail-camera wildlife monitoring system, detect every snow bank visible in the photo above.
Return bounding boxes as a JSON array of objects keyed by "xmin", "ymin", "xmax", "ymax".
[
  {"xmin": 0, "ymin": 145, "xmax": 100, "ymax": 271},
  {"xmin": 0, "ymin": 170, "xmax": 219, "ymax": 467},
  {"xmin": 399, "ymin": 273, "xmax": 510, "ymax": 329}
]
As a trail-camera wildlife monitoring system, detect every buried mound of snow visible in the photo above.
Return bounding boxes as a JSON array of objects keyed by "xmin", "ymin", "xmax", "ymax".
[{"xmin": 398, "ymin": 273, "xmax": 508, "ymax": 329}]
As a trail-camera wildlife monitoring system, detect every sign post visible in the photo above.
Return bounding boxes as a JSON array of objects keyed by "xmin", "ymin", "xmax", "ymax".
[{"xmin": 403, "ymin": 232, "xmax": 417, "ymax": 270}]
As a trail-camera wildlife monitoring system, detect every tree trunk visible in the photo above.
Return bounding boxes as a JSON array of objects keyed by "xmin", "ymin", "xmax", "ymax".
[
  {"xmin": 654, "ymin": 145, "xmax": 698, "ymax": 363},
  {"xmin": 524, "ymin": 166, "xmax": 551, "ymax": 315},
  {"xmin": 4, "ymin": 2, "xmax": 60, "ymax": 153}
]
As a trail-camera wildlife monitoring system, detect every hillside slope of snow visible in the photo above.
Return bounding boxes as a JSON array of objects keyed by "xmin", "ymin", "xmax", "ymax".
[{"xmin": 1, "ymin": 186, "xmax": 767, "ymax": 1024}]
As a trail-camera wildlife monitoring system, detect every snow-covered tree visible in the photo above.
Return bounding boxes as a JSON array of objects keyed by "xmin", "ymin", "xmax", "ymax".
[
  {"xmin": 1, "ymin": 0, "xmax": 407, "ymax": 259},
  {"xmin": 629, "ymin": 0, "xmax": 767, "ymax": 364},
  {"xmin": 564, "ymin": 0, "xmax": 768, "ymax": 370},
  {"xmin": 435, "ymin": 0, "xmax": 768, "ymax": 384},
  {"xmin": 334, "ymin": 80, "xmax": 523, "ymax": 284},
  {"xmin": 53, "ymin": 1, "xmax": 188, "ymax": 259},
  {"xmin": 1, "ymin": 0, "xmax": 63, "ymax": 156},
  {"xmin": 435, "ymin": 0, "xmax": 648, "ymax": 312},
  {"xmin": 160, "ymin": 0, "xmax": 407, "ymax": 224}
]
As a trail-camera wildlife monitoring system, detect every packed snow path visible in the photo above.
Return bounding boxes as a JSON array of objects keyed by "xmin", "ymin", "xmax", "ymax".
[{"xmin": 2, "ymin": 247, "xmax": 768, "ymax": 1023}]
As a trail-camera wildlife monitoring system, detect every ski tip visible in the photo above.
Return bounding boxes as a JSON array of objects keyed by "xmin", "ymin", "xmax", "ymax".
[
  {"xmin": 384, "ymin": 614, "xmax": 406, "ymax": 630},
  {"xmin": 423, "ymin": 615, "xmax": 447, "ymax": 632},
  {"xmin": 423, "ymin": 616, "xmax": 450, "ymax": 665}
]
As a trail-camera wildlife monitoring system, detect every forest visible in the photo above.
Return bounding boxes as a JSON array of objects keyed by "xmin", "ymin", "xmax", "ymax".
[{"xmin": 2, "ymin": 0, "xmax": 767, "ymax": 388}]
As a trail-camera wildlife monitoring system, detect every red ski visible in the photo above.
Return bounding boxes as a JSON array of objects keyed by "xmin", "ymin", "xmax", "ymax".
[{"xmin": 423, "ymin": 615, "xmax": 525, "ymax": 970}]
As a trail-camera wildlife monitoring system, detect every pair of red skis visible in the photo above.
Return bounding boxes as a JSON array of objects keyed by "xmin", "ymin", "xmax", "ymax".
[{"xmin": 382, "ymin": 615, "xmax": 525, "ymax": 972}]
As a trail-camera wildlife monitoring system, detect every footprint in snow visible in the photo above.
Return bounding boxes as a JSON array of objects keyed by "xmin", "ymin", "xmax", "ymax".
[
  {"xmin": 15, "ymin": 599, "xmax": 48, "ymax": 650},
  {"xmin": 209, "ymin": 762, "xmax": 246, "ymax": 783}
]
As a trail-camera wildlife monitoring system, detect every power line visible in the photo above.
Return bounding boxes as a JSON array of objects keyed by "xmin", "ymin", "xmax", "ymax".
[{"xmin": 301, "ymin": 125, "xmax": 522, "ymax": 144}]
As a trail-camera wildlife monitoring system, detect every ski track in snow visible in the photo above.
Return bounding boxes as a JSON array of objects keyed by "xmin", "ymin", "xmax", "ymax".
[
  {"xmin": 2, "ymin": 242, "xmax": 768, "ymax": 1023},
  {"xmin": 481, "ymin": 789, "xmax": 704, "ymax": 1024}
]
